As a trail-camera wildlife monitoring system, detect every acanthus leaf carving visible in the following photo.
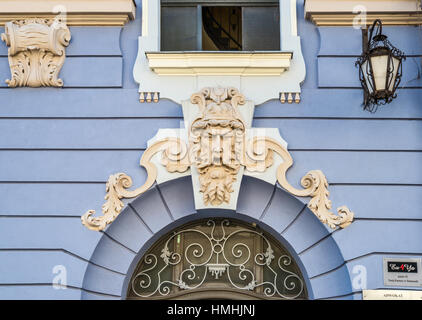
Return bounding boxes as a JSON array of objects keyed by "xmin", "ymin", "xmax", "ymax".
[
  {"xmin": 81, "ymin": 138, "xmax": 190, "ymax": 231},
  {"xmin": 1, "ymin": 18, "xmax": 71, "ymax": 88},
  {"xmin": 244, "ymin": 137, "xmax": 354, "ymax": 229},
  {"xmin": 81, "ymin": 87, "xmax": 354, "ymax": 231}
]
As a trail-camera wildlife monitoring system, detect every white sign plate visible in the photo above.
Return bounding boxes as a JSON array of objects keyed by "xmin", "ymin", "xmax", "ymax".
[
  {"xmin": 383, "ymin": 258, "xmax": 422, "ymax": 287},
  {"xmin": 363, "ymin": 290, "xmax": 422, "ymax": 300}
]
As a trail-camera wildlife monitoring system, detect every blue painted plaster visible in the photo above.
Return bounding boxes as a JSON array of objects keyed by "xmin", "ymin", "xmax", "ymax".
[{"xmin": 0, "ymin": 0, "xmax": 421, "ymax": 300}]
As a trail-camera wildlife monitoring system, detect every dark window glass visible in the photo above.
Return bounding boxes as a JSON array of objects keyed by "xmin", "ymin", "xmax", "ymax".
[
  {"xmin": 242, "ymin": 6, "xmax": 280, "ymax": 50},
  {"xmin": 161, "ymin": 6, "xmax": 198, "ymax": 51},
  {"xmin": 161, "ymin": 1, "xmax": 280, "ymax": 52},
  {"xmin": 127, "ymin": 219, "xmax": 308, "ymax": 300},
  {"xmin": 202, "ymin": 6, "xmax": 242, "ymax": 51}
]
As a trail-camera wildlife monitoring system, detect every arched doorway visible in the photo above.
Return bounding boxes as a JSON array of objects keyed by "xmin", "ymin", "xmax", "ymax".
[
  {"xmin": 126, "ymin": 218, "xmax": 308, "ymax": 300},
  {"xmin": 81, "ymin": 177, "xmax": 353, "ymax": 300}
]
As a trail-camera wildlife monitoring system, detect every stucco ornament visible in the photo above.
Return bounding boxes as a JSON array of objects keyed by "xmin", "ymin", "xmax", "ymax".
[
  {"xmin": 82, "ymin": 87, "xmax": 354, "ymax": 231},
  {"xmin": 189, "ymin": 88, "xmax": 247, "ymax": 206},
  {"xmin": 1, "ymin": 18, "xmax": 71, "ymax": 87}
]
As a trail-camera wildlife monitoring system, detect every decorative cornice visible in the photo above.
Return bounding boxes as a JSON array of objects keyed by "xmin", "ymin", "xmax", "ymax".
[
  {"xmin": 0, "ymin": 0, "xmax": 136, "ymax": 26},
  {"xmin": 146, "ymin": 52, "xmax": 293, "ymax": 76},
  {"xmin": 305, "ymin": 0, "xmax": 422, "ymax": 26},
  {"xmin": 1, "ymin": 18, "xmax": 71, "ymax": 87}
]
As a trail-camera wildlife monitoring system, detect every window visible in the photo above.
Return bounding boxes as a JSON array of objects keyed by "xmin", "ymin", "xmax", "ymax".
[
  {"xmin": 161, "ymin": 0, "xmax": 280, "ymax": 51},
  {"xmin": 127, "ymin": 218, "xmax": 307, "ymax": 299}
]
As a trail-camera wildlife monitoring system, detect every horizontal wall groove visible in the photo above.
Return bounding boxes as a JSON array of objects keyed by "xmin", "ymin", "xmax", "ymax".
[
  {"xmin": 306, "ymin": 249, "xmax": 422, "ymax": 282},
  {"xmin": 0, "ymin": 55, "xmax": 123, "ymax": 58},
  {"xmin": 289, "ymin": 149, "xmax": 422, "ymax": 153},
  {"xmin": 1, "ymin": 181, "xmax": 421, "ymax": 186},
  {"xmin": 0, "ymin": 248, "xmax": 127, "ymax": 276},
  {"xmin": 62, "ymin": 86, "xmax": 123, "ymax": 89},
  {"xmin": 1, "ymin": 216, "xmax": 419, "ymax": 222},
  {"xmin": 318, "ymin": 291, "xmax": 361, "ymax": 300},
  {"xmin": 0, "ymin": 283, "xmax": 122, "ymax": 298},
  {"xmin": 66, "ymin": 55, "xmax": 123, "ymax": 58},
  {"xmin": 0, "ymin": 87, "xmax": 124, "ymax": 90},
  {"xmin": 1, "ymin": 116, "xmax": 422, "ymax": 121},
  {"xmin": 0, "ymin": 148, "xmax": 147, "ymax": 151},
  {"xmin": 0, "ymin": 117, "xmax": 183, "ymax": 120},
  {"xmin": 345, "ymin": 252, "xmax": 422, "ymax": 264},
  {"xmin": 80, "ymin": 287, "xmax": 121, "ymax": 298},
  {"xmin": 2, "ymin": 117, "xmax": 422, "ymax": 121},
  {"xmin": 0, "ymin": 181, "xmax": 107, "ymax": 184},
  {"xmin": 308, "ymin": 262, "xmax": 347, "ymax": 281},
  {"xmin": 330, "ymin": 183, "xmax": 422, "ymax": 187},
  {"xmin": 255, "ymin": 117, "xmax": 422, "ymax": 120},
  {"xmin": 0, "ymin": 215, "xmax": 82, "ymax": 218},
  {"xmin": 2, "ymin": 149, "xmax": 422, "ymax": 153},
  {"xmin": 317, "ymin": 55, "xmax": 360, "ymax": 58},
  {"xmin": 298, "ymin": 231, "xmax": 339, "ymax": 256},
  {"xmin": 319, "ymin": 86, "xmax": 422, "ymax": 89},
  {"xmin": 0, "ymin": 283, "xmax": 79, "ymax": 288},
  {"xmin": 354, "ymin": 218, "xmax": 422, "ymax": 222},
  {"xmin": 317, "ymin": 86, "xmax": 361, "ymax": 90}
]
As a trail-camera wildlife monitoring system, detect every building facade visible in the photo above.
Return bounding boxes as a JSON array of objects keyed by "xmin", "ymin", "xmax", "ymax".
[{"xmin": 0, "ymin": 0, "xmax": 421, "ymax": 300}]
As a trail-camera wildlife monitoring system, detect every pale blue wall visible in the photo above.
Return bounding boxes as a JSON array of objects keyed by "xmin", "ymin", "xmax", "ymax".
[{"xmin": 0, "ymin": 0, "xmax": 421, "ymax": 300}]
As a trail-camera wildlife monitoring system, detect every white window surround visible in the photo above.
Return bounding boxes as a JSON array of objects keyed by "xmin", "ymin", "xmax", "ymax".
[
  {"xmin": 133, "ymin": 0, "xmax": 306, "ymax": 105},
  {"xmin": 305, "ymin": 0, "xmax": 422, "ymax": 26}
]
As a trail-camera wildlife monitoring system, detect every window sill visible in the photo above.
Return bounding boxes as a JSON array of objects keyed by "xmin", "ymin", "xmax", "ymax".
[{"xmin": 145, "ymin": 51, "xmax": 293, "ymax": 76}]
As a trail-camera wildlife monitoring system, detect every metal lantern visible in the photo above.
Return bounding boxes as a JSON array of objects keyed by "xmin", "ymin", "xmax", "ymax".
[{"xmin": 356, "ymin": 19, "xmax": 405, "ymax": 112}]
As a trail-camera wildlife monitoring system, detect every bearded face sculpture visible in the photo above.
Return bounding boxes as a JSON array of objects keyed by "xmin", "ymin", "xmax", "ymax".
[{"xmin": 189, "ymin": 87, "xmax": 246, "ymax": 205}]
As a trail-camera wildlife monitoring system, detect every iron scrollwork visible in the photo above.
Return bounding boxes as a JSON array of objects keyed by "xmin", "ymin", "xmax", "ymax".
[{"xmin": 129, "ymin": 219, "xmax": 306, "ymax": 299}]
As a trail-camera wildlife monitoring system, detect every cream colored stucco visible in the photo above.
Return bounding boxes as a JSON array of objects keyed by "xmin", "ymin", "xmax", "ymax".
[
  {"xmin": 0, "ymin": 0, "xmax": 136, "ymax": 26},
  {"xmin": 305, "ymin": 0, "xmax": 422, "ymax": 25}
]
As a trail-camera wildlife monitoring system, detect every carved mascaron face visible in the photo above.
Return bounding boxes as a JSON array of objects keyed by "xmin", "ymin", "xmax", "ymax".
[
  {"xmin": 189, "ymin": 87, "xmax": 246, "ymax": 206},
  {"xmin": 81, "ymin": 87, "xmax": 354, "ymax": 232}
]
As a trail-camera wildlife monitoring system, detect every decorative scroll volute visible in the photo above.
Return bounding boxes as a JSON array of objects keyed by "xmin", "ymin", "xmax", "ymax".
[
  {"xmin": 1, "ymin": 18, "xmax": 71, "ymax": 87},
  {"xmin": 81, "ymin": 87, "xmax": 354, "ymax": 231},
  {"xmin": 244, "ymin": 137, "xmax": 354, "ymax": 229},
  {"xmin": 81, "ymin": 138, "xmax": 190, "ymax": 231}
]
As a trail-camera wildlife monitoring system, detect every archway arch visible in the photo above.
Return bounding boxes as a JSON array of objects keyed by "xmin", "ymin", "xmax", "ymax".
[
  {"xmin": 81, "ymin": 176, "xmax": 352, "ymax": 300},
  {"xmin": 126, "ymin": 217, "xmax": 309, "ymax": 299}
]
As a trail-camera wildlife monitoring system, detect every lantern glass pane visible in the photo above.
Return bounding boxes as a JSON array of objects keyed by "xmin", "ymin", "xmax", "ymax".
[
  {"xmin": 370, "ymin": 54, "xmax": 389, "ymax": 91},
  {"xmin": 388, "ymin": 56, "xmax": 400, "ymax": 92},
  {"xmin": 362, "ymin": 60, "xmax": 373, "ymax": 94}
]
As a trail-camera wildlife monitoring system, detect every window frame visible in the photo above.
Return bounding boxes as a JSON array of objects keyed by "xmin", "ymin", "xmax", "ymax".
[
  {"xmin": 134, "ymin": 0, "xmax": 306, "ymax": 105},
  {"xmin": 160, "ymin": 1, "xmax": 281, "ymax": 51}
]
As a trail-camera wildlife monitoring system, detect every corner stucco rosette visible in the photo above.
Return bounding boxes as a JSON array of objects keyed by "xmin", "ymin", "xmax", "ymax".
[
  {"xmin": 1, "ymin": 18, "xmax": 70, "ymax": 87},
  {"xmin": 81, "ymin": 87, "xmax": 354, "ymax": 232}
]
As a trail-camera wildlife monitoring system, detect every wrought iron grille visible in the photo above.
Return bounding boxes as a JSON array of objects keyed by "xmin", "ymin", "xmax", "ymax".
[{"xmin": 127, "ymin": 219, "xmax": 307, "ymax": 299}]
